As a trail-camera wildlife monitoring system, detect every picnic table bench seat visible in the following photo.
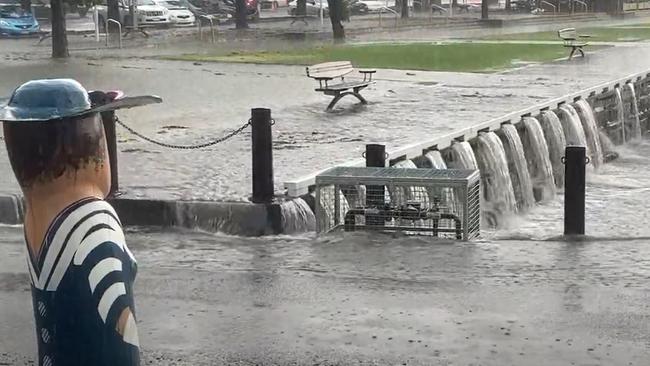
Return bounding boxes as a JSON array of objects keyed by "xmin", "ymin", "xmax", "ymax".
[
  {"xmin": 558, "ymin": 28, "xmax": 591, "ymax": 60},
  {"xmin": 306, "ymin": 61, "xmax": 376, "ymax": 111}
]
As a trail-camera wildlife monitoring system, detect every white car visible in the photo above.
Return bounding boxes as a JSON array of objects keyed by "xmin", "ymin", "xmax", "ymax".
[
  {"xmin": 135, "ymin": 0, "xmax": 171, "ymax": 26},
  {"xmin": 361, "ymin": 0, "xmax": 392, "ymax": 12},
  {"xmin": 153, "ymin": 0, "xmax": 195, "ymax": 26},
  {"xmin": 95, "ymin": 0, "xmax": 170, "ymax": 29}
]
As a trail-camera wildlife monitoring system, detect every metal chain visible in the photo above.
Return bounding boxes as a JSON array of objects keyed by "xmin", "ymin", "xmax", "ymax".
[{"xmin": 114, "ymin": 117, "xmax": 251, "ymax": 149}]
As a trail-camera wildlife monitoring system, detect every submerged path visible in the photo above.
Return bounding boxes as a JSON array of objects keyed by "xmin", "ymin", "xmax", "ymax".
[{"xmin": 1, "ymin": 227, "xmax": 649, "ymax": 365}]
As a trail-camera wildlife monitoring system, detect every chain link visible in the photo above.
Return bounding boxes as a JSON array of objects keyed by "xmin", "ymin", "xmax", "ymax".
[{"xmin": 115, "ymin": 117, "xmax": 251, "ymax": 149}]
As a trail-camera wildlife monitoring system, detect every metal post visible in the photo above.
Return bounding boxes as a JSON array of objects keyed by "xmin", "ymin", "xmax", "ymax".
[
  {"xmin": 563, "ymin": 146, "xmax": 587, "ymax": 235},
  {"xmin": 101, "ymin": 111, "xmax": 119, "ymax": 197},
  {"xmin": 365, "ymin": 144, "xmax": 386, "ymax": 228},
  {"xmin": 251, "ymin": 108, "xmax": 274, "ymax": 204},
  {"xmin": 94, "ymin": 7, "xmax": 100, "ymax": 43}
]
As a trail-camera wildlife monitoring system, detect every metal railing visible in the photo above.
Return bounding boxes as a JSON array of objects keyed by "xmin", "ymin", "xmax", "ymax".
[
  {"xmin": 198, "ymin": 15, "xmax": 217, "ymax": 43},
  {"xmin": 284, "ymin": 69, "xmax": 650, "ymax": 197},
  {"xmin": 540, "ymin": 0, "xmax": 556, "ymax": 14},
  {"xmin": 105, "ymin": 19, "xmax": 122, "ymax": 48},
  {"xmin": 573, "ymin": 0, "xmax": 588, "ymax": 12},
  {"xmin": 378, "ymin": 6, "xmax": 399, "ymax": 28}
]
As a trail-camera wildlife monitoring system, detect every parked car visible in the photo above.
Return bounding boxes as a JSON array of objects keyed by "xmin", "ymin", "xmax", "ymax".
[
  {"xmin": 287, "ymin": 0, "xmax": 328, "ymax": 16},
  {"xmin": 223, "ymin": 0, "xmax": 259, "ymax": 20},
  {"xmin": 0, "ymin": 3, "xmax": 40, "ymax": 36},
  {"xmin": 94, "ymin": 0, "xmax": 170, "ymax": 30},
  {"xmin": 360, "ymin": 0, "xmax": 394, "ymax": 12},
  {"xmin": 347, "ymin": 0, "xmax": 368, "ymax": 14},
  {"xmin": 153, "ymin": 0, "xmax": 195, "ymax": 25}
]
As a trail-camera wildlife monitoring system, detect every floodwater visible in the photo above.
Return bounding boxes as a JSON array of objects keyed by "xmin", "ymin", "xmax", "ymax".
[
  {"xmin": 2, "ymin": 15, "xmax": 650, "ymax": 366},
  {"xmin": 1, "ymin": 38, "xmax": 650, "ymax": 200},
  {"xmin": 0, "ymin": 140, "xmax": 649, "ymax": 365}
]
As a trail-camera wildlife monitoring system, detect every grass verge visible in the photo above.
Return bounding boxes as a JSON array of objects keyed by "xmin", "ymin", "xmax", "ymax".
[
  {"xmin": 167, "ymin": 43, "xmax": 570, "ymax": 73},
  {"xmin": 485, "ymin": 25, "xmax": 650, "ymax": 42}
]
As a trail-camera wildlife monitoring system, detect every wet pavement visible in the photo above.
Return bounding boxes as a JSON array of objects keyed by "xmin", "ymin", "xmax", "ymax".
[{"xmin": 1, "ymin": 140, "xmax": 650, "ymax": 365}]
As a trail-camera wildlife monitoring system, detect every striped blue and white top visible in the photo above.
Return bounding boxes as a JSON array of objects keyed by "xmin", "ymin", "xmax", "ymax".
[{"xmin": 27, "ymin": 197, "xmax": 140, "ymax": 366}]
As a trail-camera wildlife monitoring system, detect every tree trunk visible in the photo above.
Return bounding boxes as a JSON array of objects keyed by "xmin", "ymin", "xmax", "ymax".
[
  {"xmin": 505, "ymin": 0, "xmax": 511, "ymax": 11},
  {"xmin": 107, "ymin": 0, "xmax": 120, "ymax": 33},
  {"xmin": 401, "ymin": 0, "xmax": 409, "ymax": 18},
  {"xmin": 327, "ymin": 0, "xmax": 345, "ymax": 42},
  {"xmin": 50, "ymin": 0, "xmax": 69, "ymax": 58},
  {"xmin": 297, "ymin": 0, "xmax": 307, "ymax": 15},
  {"xmin": 481, "ymin": 0, "xmax": 488, "ymax": 19},
  {"xmin": 20, "ymin": 0, "xmax": 31, "ymax": 12},
  {"xmin": 235, "ymin": 0, "xmax": 249, "ymax": 28}
]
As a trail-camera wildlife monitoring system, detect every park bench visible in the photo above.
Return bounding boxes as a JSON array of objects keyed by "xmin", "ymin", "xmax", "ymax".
[
  {"xmin": 558, "ymin": 27, "xmax": 591, "ymax": 60},
  {"xmin": 457, "ymin": 3, "xmax": 472, "ymax": 12},
  {"xmin": 431, "ymin": 4, "xmax": 447, "ymax": 14},
  {"xmin": 306, "ymin": 61, "xmax": 376, "ymax": 111}
]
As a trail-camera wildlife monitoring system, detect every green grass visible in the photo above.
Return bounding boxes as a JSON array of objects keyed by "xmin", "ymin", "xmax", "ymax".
[
  {"xmin": 485, "ymin": 25, "xmax": 650, "ymax": 42},
  {"xmin": 168, "ymin": 43, "xmax": 569, "ymax": 73}
]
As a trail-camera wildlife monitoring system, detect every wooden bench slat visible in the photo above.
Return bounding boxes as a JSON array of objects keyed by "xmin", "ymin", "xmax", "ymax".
[
  {"xmin": 307, "ymin": 61, "xmax": 354, "ymax": 79},
  {"xmin": 315, "ymin": 81, "xmax": 371, "ymax": 92},
  {"xmin": 308, "ymin": 68, "xmax": 354, "ymax": 79}
]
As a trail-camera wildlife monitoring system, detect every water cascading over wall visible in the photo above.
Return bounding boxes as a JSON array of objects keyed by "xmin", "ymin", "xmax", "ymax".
[
  {"xmin": 447, "ymin": 141, "xmax": 479, "ymax": 170},
  {"xmin": 574, "ymin": 99, "xmax": 604, "ymax": 168},
  {"xmin": 425, "ymin": 150, "xmax": 447, "ymax": 169},
  {"xmin": 539, "ymin": 110, "xmax": 566, "ymax": 188},
  {"xmin": 557, "ymin": 104, "xmax": 589, "ymax": 148},
  {"xmin": 422, "ymin": 151, "xmax": 456, "ymax": 211},
  {"xmin": 497, "ymin": 124, "xmax": 535, "ymax": 212},
  {"xmin": 622, "ymin": 84, "xmax": 643, "ymax": 140},
  {"xmin": 520, "ymin": 117, "xmax": 556, "ymax": 202},
  {"xmin": 280, "ymin": 198, "xmax": 317, "ymax": 234},
  {"xmin": 473, "ymin": 132, "xmax": 517, "ymax": 224},
  {"xmin": 614, "ymin": 88, "xmax": 629, "ymax": 143},
  {"xmin": 392, "ymin": 159, "xmax": 429, "ymax": 206}
]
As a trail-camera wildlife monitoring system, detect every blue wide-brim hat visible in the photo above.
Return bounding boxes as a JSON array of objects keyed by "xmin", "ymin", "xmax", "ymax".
[{"xmin": 0, "ymin": 78, "xmax": 162, "ymax": 122}]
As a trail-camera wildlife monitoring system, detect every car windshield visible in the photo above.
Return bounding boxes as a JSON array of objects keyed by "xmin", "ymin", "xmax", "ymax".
[
  {"xmin": 0, "ymin": 5, "xmax": 31, "ymax": 18},
  {"xmin": 161, "ymin": 0, "xmax": 184, "ymax": 8},
  {"xmin": 137, "ymin": 0, "xmax": 156, "ymax": 5}
]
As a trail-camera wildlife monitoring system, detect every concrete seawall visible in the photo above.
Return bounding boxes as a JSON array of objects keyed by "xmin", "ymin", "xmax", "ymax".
[{"xmin": 0, "ymin": 195, "xmax": 287, "ymax": 236}]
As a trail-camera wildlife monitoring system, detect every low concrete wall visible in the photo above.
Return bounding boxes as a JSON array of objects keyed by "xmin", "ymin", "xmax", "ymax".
[{"xmin": 0, "ymin": 195, "xmax": 286, "ymax": 236}]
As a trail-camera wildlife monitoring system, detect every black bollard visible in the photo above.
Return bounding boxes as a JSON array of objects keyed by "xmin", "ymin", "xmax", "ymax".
[
  {"xmin": 564, "ymin": 146, "xmax": 587, "ymax": 235},
  {"xmin": 251, "ymin": 108, "xmax": 274, "ymax": 204},
  {"xmin": 101, "ymin": 111, "xmax": 119, "ymax": 198},
  {"xmin": 365, "ymin": 144, "xmax": 386, "ymax": 229}
]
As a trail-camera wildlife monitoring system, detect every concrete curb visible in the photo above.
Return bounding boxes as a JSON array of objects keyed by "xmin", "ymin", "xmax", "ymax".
[
  {"xmin": 0, "ymin": 194, "xmax": 23, "ymax": 225},
  {"xmin": 0, "ymin": 194, "xmax": 287, "ymax": 236}
]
